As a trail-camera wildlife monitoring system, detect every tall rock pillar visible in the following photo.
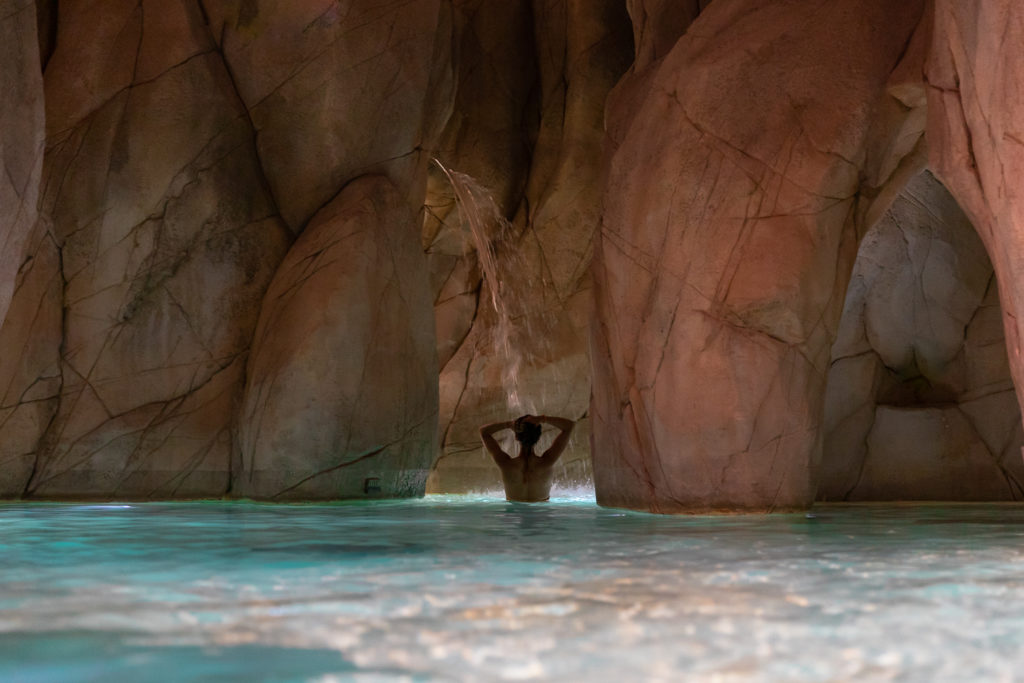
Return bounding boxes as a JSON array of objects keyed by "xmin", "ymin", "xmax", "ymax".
[
  {"xmin": 592, "ymin": 0, "xmax": 925, "ymax": 512},
  {"xmin": 927, "ymin": 1, "xmax": 1024, "ymax": 440}
]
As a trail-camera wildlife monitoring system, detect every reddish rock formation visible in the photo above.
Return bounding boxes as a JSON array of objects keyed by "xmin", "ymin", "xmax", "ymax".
[
  {"xmin": 236, "ymin": 176, "xmax": 438, "ymax": 499},
  {"xmin": 2, "ymin": 0, "xmax": 1024, "ymax": 507},
  {"xmin": 627, "ymin": 0, "xmax": 711, "ymax": 71},
  {"xmin": 202, "ymin": 0, "xmax": 453, "ymax": 229},
  {"xmin": 926, "ymin": 0, "xmax": 1024, "ymax": 447},
  {"xmin": 591, "ymin": 0, "xmax": 927, "ymax": 512},
  {"xmin": 820, "ymin": 171, "xmax": 1024, "ymax": 501}
]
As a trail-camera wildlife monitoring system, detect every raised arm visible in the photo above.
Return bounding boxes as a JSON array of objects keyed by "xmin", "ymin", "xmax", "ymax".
[
  {"xmin": 479, "ymin": 420, "xmax": 515, "ymax": 463},
  {"xmin": 535, "ymin": 415, "xmax": 574, "ymax": 463}
]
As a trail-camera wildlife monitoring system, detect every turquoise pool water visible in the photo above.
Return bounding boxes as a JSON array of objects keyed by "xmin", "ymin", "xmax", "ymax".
[{"xmin": 2, "ymin": 495, "xmax": 1024, "ymax": 681}]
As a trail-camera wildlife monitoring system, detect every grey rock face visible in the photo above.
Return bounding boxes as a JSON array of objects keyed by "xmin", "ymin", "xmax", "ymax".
[{"xmin": 821, "ymin": 172, "xmax": 1024, "ymax": 501}]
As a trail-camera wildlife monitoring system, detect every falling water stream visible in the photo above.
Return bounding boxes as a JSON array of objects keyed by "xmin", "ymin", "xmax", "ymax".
[{"xmin": 433, "ymin": 160, "xmax": 548, "ymax": 416}]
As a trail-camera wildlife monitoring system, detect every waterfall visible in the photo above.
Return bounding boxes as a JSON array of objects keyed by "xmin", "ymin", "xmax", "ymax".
[
  {"xmin": 432, "ymin": 160, "xmax": 592, "ymax": 490},
  {"xmin": 432, "ymin": 160, "xmax": 537, "ymax": 415}
]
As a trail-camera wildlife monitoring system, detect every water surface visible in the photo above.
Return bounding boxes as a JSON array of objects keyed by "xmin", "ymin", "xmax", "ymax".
[{"xmin": 2, "ymin": 496, "xmax": 1024, "ymax": 681}]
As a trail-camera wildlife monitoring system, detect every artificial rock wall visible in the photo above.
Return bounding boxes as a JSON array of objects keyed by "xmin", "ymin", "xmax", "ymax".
[
  {"xmin": 590, "ymin": 0, "xmax": 1024, "ymax": 512},
  {"xmin": 2, "ymin": 0, "xmax": 1024, "ymax": 508},
  {"xmin": 0, "ymin": 0, "xmax": 448, "ymax": 499},
  {"xmin": 821, "ymin": 171, "xmax": 1024, "ymax": 501}
]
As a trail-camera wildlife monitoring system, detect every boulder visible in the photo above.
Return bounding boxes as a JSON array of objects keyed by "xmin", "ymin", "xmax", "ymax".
[{"xmin": 236, "ymin": 176, "xmax": 438, "ymax": 499}]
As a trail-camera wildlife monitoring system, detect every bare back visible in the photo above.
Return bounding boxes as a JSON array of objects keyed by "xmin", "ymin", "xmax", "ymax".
[
  {"xmin": 494, "ymin": 447, "xmax": 559, "ymax": 502},
  {"xmin": 479, "ymin": 415, "xmax": 575, "ymax": 503}
]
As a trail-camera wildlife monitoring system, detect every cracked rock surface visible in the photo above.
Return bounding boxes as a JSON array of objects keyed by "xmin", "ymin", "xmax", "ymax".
[
  {"xmin": 927, "ymin": 0, "xmax": 1024, "ymax": 453},
  {"xmin": 236, "ymin": 176, "xmax": 438, "ymax": 500},
  {"xmin": 4, "ymin": 0, "xmax": 1024, "ymax": 507},
  {"xmin": 0, "ymin": 0, "xmax": 46, "ymax": 495},
  {"xmin": 13, "ymin": 0, "xmax": 291, "ymax": 498},
  {"xmin": 821, "ymin": 171, "xmax": 1024, "ymax": 501},
  {"xmin": 591, "ymin": 0, "xmax": 926, "ymax": 512},
  {"xmin": 202, "ymin": 0, "xmax": 452, "ymax": 230}
]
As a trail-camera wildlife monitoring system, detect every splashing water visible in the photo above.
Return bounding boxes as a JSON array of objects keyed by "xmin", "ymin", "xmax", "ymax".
[{"xmin": 433, "ymin": 160, "xmax": 544, "ymax": 414}]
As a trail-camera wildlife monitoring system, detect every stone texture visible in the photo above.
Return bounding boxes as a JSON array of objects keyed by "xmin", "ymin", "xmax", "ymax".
[
  {"xmin": 236, "ymin": 176, "xmax": 438, "ymax": 500},
  {"xmin": 5, "ymin": 0, "xmax": 1024, "ymax": 507},
  {"xmin": 854, "ymin": 406, "xmax": 1014, "ymax": 500},
  {"xmin": 424, "ymin": 0, "xmax": 632, "ymax": 493},
  {"xmin": 17, "ymin": 0, "xmax": 291, "ymax": 498},
  {"xmin": 820, "ymin": 171, "xmax": 1024, "ymax": 501},
  {"xmin": 627, "ymin": 0, "xmax": 711, "ymax": 71},
  {"xmin": 926, "ymin": 1, "xmax": 1024, "ymax": 449},
  {"xmin": 202, "ymin": 0, "xmax": 453, "ymax": 230},
  {"xmin": 0, "ymin": 0, "xmax": 44, "ymax": 325},
  {"xmin": 0, "ymin": 0, "xmax": 48, "ymax": 496},
  {"xmin": 0, "ymin": 225, "xmax": 61, "ymax": 497},
  {"xmin": 592, "ymin": 0, "xmax": 927, "ymax": 512}
]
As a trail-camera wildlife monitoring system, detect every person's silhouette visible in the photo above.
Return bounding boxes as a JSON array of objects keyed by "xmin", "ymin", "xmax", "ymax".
[{"xmin": 479, "ymin": 414, "xmax": 575, "ymax": 502}]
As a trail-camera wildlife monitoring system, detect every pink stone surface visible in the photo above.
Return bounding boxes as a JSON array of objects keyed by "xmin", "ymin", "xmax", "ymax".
[
  {"xmin": 591, "ymin": 0, "xmax": 926, "ymax": 512},
  {"xmin": 926, "ymin": 0, "xmax": 1024, "ymax": 441}
]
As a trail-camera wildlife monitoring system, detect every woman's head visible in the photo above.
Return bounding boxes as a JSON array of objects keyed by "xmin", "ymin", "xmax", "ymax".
[{"xmin": 513, "ymin": 415, "xmax": 542, "ymax": 447}]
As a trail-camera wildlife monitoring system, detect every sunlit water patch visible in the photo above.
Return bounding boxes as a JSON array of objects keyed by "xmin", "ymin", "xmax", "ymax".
[{"xmin": 2, "ymin": 500, "xmax": 1024, "ymax": 680}]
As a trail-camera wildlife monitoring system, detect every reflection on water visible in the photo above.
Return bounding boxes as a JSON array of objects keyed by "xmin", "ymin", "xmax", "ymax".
[{"xmin": 2, "ymin": 498, "xmax": 1024, "ymax": 680}]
